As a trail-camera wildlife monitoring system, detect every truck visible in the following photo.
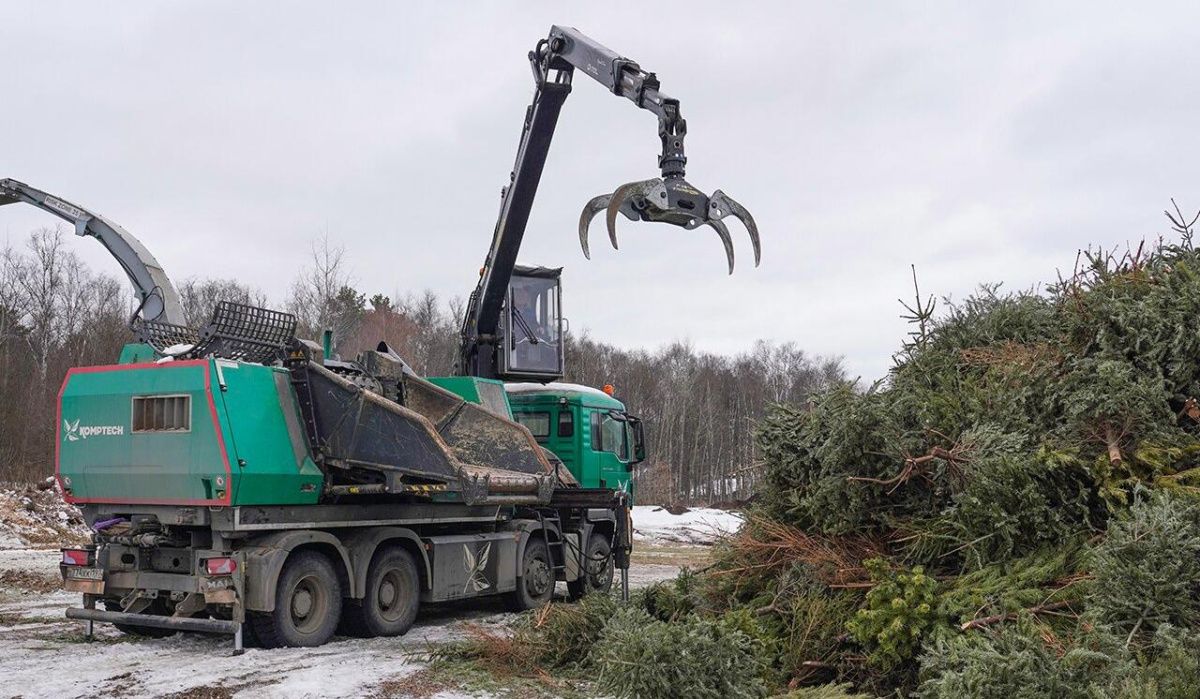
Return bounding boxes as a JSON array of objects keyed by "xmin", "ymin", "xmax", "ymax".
[
  {"xmin": 506, "ymin": 381, "xmax": 645, "ymax": 495},
  {"xmin": 0, "ymin": 24, "xmax": 759, "ymax": 652}
]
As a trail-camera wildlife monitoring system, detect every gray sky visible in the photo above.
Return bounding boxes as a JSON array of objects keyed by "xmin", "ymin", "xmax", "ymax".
[{"xmin": 3, "ymin": 2, "xmax": 1199, "ymax": 381}]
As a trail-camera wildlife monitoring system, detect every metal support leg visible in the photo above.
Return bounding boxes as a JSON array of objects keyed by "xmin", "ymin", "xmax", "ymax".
[
  {"xmin": 621, "ymin": 567, "xmax": 629, "ymax": 602},
  {"xmin": 83, "ymin": 594, "xmax": 95, "ymax": 641},
  {"xmin": 233, "ymin": 623, "xmax": 244, "ymax": 655}
]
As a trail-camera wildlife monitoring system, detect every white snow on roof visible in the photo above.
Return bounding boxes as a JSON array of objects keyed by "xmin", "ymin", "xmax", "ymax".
[{"xmin": 504, "ymin": 381, "xmax": 614, "ymax": 400}]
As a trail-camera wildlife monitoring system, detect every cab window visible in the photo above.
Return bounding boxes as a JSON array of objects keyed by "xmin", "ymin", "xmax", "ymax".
[
  {"xmin": 589, "ymin": 410, "xmax": 629, "ymax": 461},
  {"xmin": 516, "ymin": 412, "xmax": 551, "ymax": 441},
  {"xmin": 557, "ymin": 410, "xmax": 574, "ymax": 437}
]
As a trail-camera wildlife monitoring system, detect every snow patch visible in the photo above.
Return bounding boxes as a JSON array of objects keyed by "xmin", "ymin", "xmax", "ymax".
[
  {"xmin": 632, "ymin": 505, "xmax": 744, "ymax": 545},
  {"xmin": 0, "ymin": 484, "xmax": 89, "ymax": 550}
]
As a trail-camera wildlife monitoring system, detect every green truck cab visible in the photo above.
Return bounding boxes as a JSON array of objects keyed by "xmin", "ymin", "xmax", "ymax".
[
  {"xmin": 426, "ymin": 377, "xmax": 646, "ymax": 499},
  {"xmin": 504, "ymin": 382, "xmax": 645, "ymax": 498}
]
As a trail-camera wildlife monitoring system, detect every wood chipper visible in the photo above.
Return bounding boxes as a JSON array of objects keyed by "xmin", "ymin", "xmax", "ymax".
[{"xmin": 0, "ymin": 23, "xmax": 759, "ymax": 652}]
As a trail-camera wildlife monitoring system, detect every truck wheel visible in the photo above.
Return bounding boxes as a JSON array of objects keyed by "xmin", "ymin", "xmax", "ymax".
[
  {"xmin": 567, "ymin": 534, "xmax": 614, "ymax": 600},
  {"xmin": 341, "ymin": 547, "xmax": 420, "ymax": 637},
  {"xmin": 506, "ymin": 538, "xmax": 554, "ymax": 611},
  {"xmin": 104, "ymin": 598, "xmax": 177, "ymax": 638},
  {"xmin": 249, "ymin": 550, "xmax": 343, "ymax": 648}
]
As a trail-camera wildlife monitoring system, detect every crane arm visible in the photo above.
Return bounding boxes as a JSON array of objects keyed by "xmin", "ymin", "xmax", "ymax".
[
  {"xmin": 458, "ymin": 25, "xmax": 760, "ymax": 380},
  {"xmin": 0, "ymin": 178, "xmax": 184, "ymax": 325},
  {"xmin": 545, "ymin": 26, "xmax": 688, "ymax": 175}
]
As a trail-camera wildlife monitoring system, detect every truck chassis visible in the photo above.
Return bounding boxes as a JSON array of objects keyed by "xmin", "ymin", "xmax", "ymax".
[{"xmin": 62, "ymin": 493, "xmax": 630, "ymax": 652}]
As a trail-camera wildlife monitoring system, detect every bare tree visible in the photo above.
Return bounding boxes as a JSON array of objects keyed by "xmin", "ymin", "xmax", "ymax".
[
  {"xmin": 1, "ymin": 228, "xmax": 130, "ymax": 481},
  {"xmin": 1, "ymin": 228, "xmax": 842, "ymax": 500},
  {"xmin": 287, "ymin": 235, "xmax": 358, "ymax": 342},
  {"xmin": 178, "ymin": 277, "xmax": 268, "ymax": 328}
]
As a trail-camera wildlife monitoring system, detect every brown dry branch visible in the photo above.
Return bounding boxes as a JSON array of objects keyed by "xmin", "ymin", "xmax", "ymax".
[
  {"xmin": 959, "ymin": 600, "xmax": 1076, "ymax": 631},
  {"xmin": 712, "ymin": 513, "xmax": 885, "ymax": 589},
  {"xmin": 959, "ymin": 340, "xmax": 1064, "ymax": 372},
  {"xmin": 454, "ymin": 623, "xmax": 539, "ymax": 677},
  {"xmin": 848, "ymin": 440, "xmax": 969, "ymax": 494}
]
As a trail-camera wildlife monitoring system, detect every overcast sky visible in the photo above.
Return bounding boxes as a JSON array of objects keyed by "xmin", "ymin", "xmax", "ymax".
[{"xmin": 3, "ymin": 3, "xmax": 1199, "ymax": 381}]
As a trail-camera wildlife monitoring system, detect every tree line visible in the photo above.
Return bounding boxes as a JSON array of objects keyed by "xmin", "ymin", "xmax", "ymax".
[{"xmin": 0, "ymin": 229, "xmax": 843, "ymax": 503}]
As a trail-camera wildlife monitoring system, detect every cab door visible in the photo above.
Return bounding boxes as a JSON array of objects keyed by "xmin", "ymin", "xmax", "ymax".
[{"xmin": 587, "ymin": 409, "xmax": 636, "ymax": 496}]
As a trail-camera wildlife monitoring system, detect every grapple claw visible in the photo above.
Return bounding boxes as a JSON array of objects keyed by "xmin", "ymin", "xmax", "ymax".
[
  {"xmin": 706, "ymin": 218, "xmax": 735, "ymax": 274},
  {"xmin": 709, "ymin": 190, "xmax": 761, "ymax": 267},
  {"xmin": 577, "ymin": 176, "xmax": 759, "ymax": 273},
  {"xmin": 578, "ymin": 193, "xmax": 611, "ymax": 260},
  {"xmin": 605, "ymin": 178, "xmax": 663, "ymax": 253}
]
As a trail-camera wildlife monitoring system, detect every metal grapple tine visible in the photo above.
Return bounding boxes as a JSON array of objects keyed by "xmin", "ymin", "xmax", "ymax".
[
  {"xmin": 710, "ymin": 190, "xmax": 761, "ymax": 267},
  {"xmin": 706, "ymin": 218, "xmax": 735, "ymax": 275},
  {"xmin": 578, "ymin": 193, "xmax": 611, "ymax": 260},
  {"xmin": 605, "ymin": 178, "xmax": 660, "ymax": 252}
]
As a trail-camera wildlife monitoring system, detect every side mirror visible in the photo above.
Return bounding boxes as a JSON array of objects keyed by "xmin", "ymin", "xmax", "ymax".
[{"xmin": 627, "ymin": 416, "xmax": 646, "ymax": 464}]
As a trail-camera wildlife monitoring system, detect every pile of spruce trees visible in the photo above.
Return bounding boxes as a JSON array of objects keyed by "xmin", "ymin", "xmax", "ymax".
[
  {"xmin": 718, "ymin": 225, "xmax": 1200, "ymax": 696},
  {"xmin": 446, "ymin": 222, "xmax": 1200, "ymax": 698}
]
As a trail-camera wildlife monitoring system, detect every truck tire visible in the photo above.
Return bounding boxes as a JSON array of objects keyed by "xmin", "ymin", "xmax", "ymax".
[
  {"xmin": 249, "ymin": 550, "xmax": 343, "ymax": 648},
  {"xmin": 506, "ymin": 538, "xmax": 554, "ymax": 611},
  {"xmin": 103, "ymin": 598, "xmax": 177, "ymax": 638},
  {"xmin": 340, "ymin": 547, "xmax": 420, "ymax": 637},
  {"xmin": 567, "ymin": 533, "xmax": 614, "ymax": 600}
]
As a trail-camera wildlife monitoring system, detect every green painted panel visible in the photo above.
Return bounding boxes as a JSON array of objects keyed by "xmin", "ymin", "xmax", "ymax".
[
  {"xmin": 58, "ymin": 358, "xmax": 323, "ymax": 507},
  {"xmin": 118, "ymin": 343, "xmax": 156, "ymax": 364},
  {"xmin": 427, "ymin": 376, "xmax": 513, "ymax": 418},
  {"xmin": 213, "ymin": 360, "xmax": 323, "ymax": 506},
  {"xmin": 59, "ymin": 360, "xmax": 228, "ymax": 504}
]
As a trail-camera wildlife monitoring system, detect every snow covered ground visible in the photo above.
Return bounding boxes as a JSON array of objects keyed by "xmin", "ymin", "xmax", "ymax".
[
  {"xmin": 0, "ymin": 585, "xmax": 500, "ymax": 698},
  {"xmin": 0, "ymin": 506, "xmax": 733, "ymax": 698},
  {"xmin": 631, "ymin": 505, "xmax": 744, "ymax": 545},
  {"xmin": 0, "ymin": 503, "xmax": 733, "ymax": 699}
]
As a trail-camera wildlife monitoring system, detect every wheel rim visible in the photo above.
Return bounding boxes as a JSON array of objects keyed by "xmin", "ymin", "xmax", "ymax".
[
  {"xmin": 525, "ymin": 555, "xmax": 552, "ymax": 598},
  {"xmin": 289, "ymin": 575, "xmax": 328, "ymax": 634},
  {"xmin": 587, "ymin": 542, "xmax": 613, "ymax": 589},
  {"xmin": 376, "ymin": 569, "xmax": 407, "ymax": 622}
]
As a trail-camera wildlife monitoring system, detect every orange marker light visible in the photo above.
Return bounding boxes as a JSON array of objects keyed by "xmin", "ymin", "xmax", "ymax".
[{"xmin": 602, "ymin": 384, "xmax": 615, "ymax": 396}]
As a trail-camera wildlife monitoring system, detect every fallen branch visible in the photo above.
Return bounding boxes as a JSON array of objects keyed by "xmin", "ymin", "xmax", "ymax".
[
  {"xmin": 960, "ymin": 600, "xmax": 1074, "ymax": 631},
  {"xmin": 848, "ymin": 446, "xmax": 966, "ymax": 493}
]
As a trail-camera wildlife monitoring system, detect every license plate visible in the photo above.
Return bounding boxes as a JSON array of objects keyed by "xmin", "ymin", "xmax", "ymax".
[{"xmin": 66, "ymin": 567, "xmax": 104, "ymax": 581}]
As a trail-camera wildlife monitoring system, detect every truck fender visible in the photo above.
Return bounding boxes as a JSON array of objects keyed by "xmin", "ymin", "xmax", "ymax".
[
  {"xmin": 585, "ymin": 508, "xmax": 617, "ymax": 535},
  {"xmin": 503, "ymin": 518, "xmax": 564, "ymax": 575},
  {"xmin": 338, "ymin": 527, "xmax": 432, "ymax": 597},
  {"xmin": 241, "ymin": 530, "xmax": 354, "ymax": 613}
]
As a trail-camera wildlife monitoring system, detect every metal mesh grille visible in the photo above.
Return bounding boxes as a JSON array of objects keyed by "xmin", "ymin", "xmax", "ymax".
[
  {"xmin": 132, "ymin": 318, "xmax": 200, "ymax": 354},
  {"xmin": 190, "ymin": 301, "xmax": 297, "ymax": 364}
]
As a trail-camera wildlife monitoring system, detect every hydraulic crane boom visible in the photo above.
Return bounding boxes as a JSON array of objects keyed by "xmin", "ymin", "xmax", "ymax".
[
  {"xmin": 0, "ymin": 178, "xmax": 184, "ymax": 325},
  {"xmin": 458, "ymin": 25, "xmax": 760, "ymax": 381}
]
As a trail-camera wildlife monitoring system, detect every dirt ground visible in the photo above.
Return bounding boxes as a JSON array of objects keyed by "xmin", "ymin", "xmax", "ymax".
[{"xmin": 0, "ymin": 546, "xmax": 708, "ymax": 699}]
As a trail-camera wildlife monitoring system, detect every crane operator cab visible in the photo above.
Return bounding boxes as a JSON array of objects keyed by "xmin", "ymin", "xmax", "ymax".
[{"xmin": 499, "ymin": 265, "xmax": 564, "ymax": 380}]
